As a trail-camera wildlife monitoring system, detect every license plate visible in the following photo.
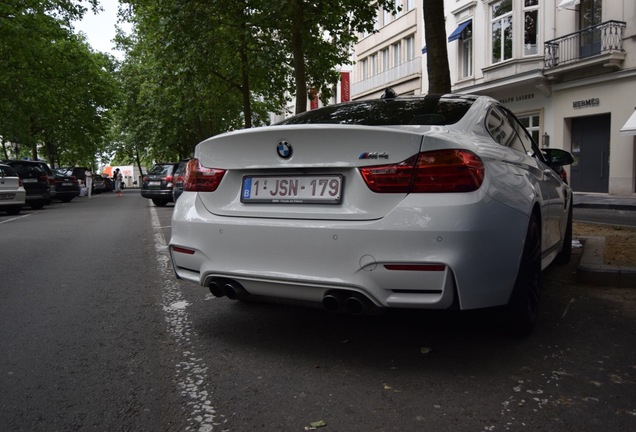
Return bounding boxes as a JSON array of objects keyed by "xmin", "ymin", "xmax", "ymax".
[
  {"xmin": 62, "ymin": 182, "xmax": 73, "ymax": 186},
  {"xmin": 0, "ymin": 193, "xmax": 15, "ymax": 200},
  {"xmin": 22, "ymin": 178, "xmax": 36, "ymax": 183},
  {"xmin": 149, "ymin": 181, "xmax": 161, "ymax": 186},
  {"xmin": 241, "ymin": 175, "xmax": 342, "ymax": 204}
]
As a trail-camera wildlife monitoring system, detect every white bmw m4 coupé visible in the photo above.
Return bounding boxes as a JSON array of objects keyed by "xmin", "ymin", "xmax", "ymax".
[{"xmin": 169, "ymin": 93, "xmax": 574, "ymax": 335}]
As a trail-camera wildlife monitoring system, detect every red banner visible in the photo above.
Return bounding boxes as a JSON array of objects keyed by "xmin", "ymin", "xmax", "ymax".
[{"xmin": 340, "ymin": 72, "xmax": 350, "ymax": 102}]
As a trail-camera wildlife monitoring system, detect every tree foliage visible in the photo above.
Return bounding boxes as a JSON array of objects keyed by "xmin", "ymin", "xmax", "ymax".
[
  {"xmin": 115, "ymin": 0, "xmax": 399, "ymax": 162},
  {"xmin": 0, "ymin": 0, "xmax": 119, "ymax": 168}
]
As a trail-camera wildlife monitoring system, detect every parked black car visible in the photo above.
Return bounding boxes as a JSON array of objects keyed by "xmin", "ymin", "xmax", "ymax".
[
  {"xmin": 52, "ymin": 170, "xmax": 80, "ymax": 202},
  {"xmin": 32, "ymin": 160, "xmax": 56, "ymax": 202},
  {"xmin": 92, "ymin": 174, "xmax": 112, "ymax": 194},
  {"xmin": 172, "ymin": 159, "xmax": 190, "ymax": 203},
  {"xmin": 3, "ymin": 160, "xmax": 50, "ymax": 209},
  {"xmin": 141, "ymin": 162, "xmax": 179, "ymax": 206}
]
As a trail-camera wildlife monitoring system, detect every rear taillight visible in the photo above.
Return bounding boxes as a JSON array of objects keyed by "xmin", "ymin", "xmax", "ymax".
[
  {"xmin": 39, "ymin": 174, "xmax": 49, "ymax": 182},
  {"xmin": 184, "ymin": 158, "xmax": 226, "ymax": 192},
  {"xmin": 143, "ymin": 175, "xmax": 149, "ymax": 182},
  {"xmin": 165, "ymin": 175, "xmax": 174, "ymax": 182},
  {"xmin": 48, "ymin": 177, "xmax": 55, "ymax": 185},
  {"xmin": 360, "ymin": 149, "xmax": 484, "ymax": 193},
  {"xmin": 19, "ymin": 179, "xmax": 23, "ymax": 187}
]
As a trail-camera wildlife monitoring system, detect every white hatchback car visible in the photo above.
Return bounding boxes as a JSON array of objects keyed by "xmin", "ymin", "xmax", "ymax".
[
  {"xmin": 0, "ymin": 163, "xmax": 26, "ymax": 215},
  {"xmin": 170, "ymin": 94, "xmax": 574, "ymax": 335}
]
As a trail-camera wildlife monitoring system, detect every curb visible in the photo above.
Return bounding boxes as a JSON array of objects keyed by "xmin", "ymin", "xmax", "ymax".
[
  {"xmin": 573, "ymin": 203, "xmax": 636, "ymax": 211},
  {"xmin": 576, "ymin": 236, "xmax": 636, "ymax": 288}
]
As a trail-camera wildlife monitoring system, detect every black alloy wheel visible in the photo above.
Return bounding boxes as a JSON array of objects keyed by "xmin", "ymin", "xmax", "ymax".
[
  {"xmin": 506, "ymin": 213, "xmax": 541, "ymax": 336},
  {"xmin": 554, "ymin": 200, "xmax": 573, "ymax": 264}
]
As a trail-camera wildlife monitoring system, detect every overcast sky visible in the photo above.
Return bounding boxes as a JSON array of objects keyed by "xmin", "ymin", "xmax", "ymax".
[{"xmin": 73, "ymin": 0, "xmax": 129, "ymax": 59}]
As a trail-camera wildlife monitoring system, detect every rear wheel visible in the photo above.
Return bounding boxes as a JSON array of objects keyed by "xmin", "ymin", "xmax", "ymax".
[
  {"xmin": 152, "ymin": 199, "xmax": 168, "ymax": 207},
  {"xmin": 506, "ymin": 213, "xmax": 541, "ymax": 336},
  {"xmin": 30, "ymin": 201, "xmax": 45, "ymax": 210}
]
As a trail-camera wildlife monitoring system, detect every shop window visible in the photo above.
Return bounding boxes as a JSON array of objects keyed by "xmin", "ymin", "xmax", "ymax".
[{"xmin": 518, "ymin": 113, "xmax": 541, "ymax": 146}]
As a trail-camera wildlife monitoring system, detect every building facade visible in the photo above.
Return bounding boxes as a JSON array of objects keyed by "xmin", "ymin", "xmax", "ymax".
[
  {"xmin": 352, "ymin": 0, "xmax": 635, "ymax": 196},
  {"xmin": 352, "ymin": 0, "xmax": 422, "ymax": 99}
]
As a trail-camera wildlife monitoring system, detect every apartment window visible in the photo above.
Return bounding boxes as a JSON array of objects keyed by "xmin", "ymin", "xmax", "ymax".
[
  {"xmin": 405, "ymin": 0, "xmax": 415, "ymax": 11},
  {"xmin": 383, "ymin": 8, "xmax": 392, "ymax": 26},
  {"xmin": 460, "ymin": 23, "xmax": 473, "ymax": 78},
  {"xmin": 491, "ymin": 0, "xmax": 513, "ymax": 64},
  {"xmin": 392, "ymin": 42, "xmax": 401, "ymax": 67},
  {"xmin": 405, "ymin": 36, "xmax": 415, "ymax": 61},
  {"xmin": 524, "ymin": 0, "xmax": 539, "ymax": 55},
  {"xmin": 394, "ymin": 0, "xmax": 403, "ymax": 18},
  {"xmin": 518, "ymin": 113, "xmax": 541, "ymax": 146},
  {"xmin": 381, "ymin": 48, "xmax": 390, "ymax": 71},
  {"xmin": 370, "ymin": 54, "xmax": 378, "ymax": 76},
  {"xmin": 361, "ymin": 58, "xmax": 368, "ymax": 80}
]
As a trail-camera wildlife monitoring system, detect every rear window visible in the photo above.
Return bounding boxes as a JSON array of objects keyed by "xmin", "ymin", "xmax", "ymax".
[
  {"xmin": 149, "ymin": 164, "xmax": 175, "ymax": 175},
  {"xmin": 8, "ymin": 162, "xmax": 44, "ymax": 177},
  {"xmin": 0, "ymin": 165, "xmax": 19, "ymax": 177},
  {"xmin": 277, "ymin": 95, "xmax": 475, "ymax": 126}
]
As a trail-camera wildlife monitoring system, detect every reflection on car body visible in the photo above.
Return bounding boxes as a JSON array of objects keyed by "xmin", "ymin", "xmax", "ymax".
[{"xmin": 169, "ymin": 93, "xmax": 574, "ymax": 335}]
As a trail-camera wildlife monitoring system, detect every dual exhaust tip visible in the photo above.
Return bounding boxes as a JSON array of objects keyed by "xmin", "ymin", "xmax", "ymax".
[
  {"xmin": 208, "ymin": 278, "xmax": 247, "ymax": 300},
  {"xmin": 322, "ymin": 290, "xmax": 376, "ymax": 315},
  {"xmin": 209, "ymin": 280, "xmax": 375, "ymax": 315}
]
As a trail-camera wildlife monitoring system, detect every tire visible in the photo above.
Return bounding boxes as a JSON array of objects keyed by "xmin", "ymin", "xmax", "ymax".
[
  {"xmin": 61, "ymin": 197, "xmax": 73, "ymax": 203},
  {"xmin": 152, "ymin": 199, "xmax": 168, "ymax": 207},
  {"xmin": 30, "ymin": 201, "xmax": 45, "ymax": 210},
  {"xmin": 6, "ymin": 205, "xmax": 22, "ymax": 215},
  {"xmin": 554, "ymin": 200, "xmax": 573, "ymax": 264},
  {"xmin": 506, "ymin": 213, "xmax": 541, "ymax": 336}
]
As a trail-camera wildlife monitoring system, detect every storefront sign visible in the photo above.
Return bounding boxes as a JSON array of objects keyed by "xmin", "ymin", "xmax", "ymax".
[
  {"xmin": 499, "ymin": 93, "xmax": 535, "ymax": 104},
  {"xmin": 573, "ymin": 98, "xmax": 600, "ymax": 109}
]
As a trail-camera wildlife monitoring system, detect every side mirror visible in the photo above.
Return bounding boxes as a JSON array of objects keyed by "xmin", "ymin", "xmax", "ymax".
[{"xmin": 543, "ymin": 148, "xmax": 574, "ymax": 167}]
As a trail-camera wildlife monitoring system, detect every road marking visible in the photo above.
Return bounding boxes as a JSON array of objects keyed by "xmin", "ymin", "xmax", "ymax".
[
  {"xmin": 150, "ymin": 206, "xmax": 224, "ymax": 432},
  {"xmin": 0, "ymin": 213, "xmax": 31, "ymax": 224}
]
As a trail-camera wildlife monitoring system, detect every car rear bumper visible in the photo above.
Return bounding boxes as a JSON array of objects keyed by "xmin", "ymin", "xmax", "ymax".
[
  {"xmin": 0, "ymin": 190, "xmax": 26, "ymax": 207},
  {"xmin": 141, "ymin": 189, "xmax": 174, "ymax": 200},
  {"xmin": 170, "ymin": 191, "xmax": 529, "ymax": 311}
]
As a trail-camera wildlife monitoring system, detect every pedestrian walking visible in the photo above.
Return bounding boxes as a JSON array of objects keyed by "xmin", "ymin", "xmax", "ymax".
[
  {"xmin": 85, "ymin": 168, "xmax": 93, "ymax": 198},
  {"xmin": 114, "ymin": 168, "xmax": 123, "ymax": 197}
]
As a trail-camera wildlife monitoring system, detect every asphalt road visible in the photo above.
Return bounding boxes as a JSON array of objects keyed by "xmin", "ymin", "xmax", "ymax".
[{"xmin": 1, "ymin": 191, "xmax": 634, "ymax": 431}]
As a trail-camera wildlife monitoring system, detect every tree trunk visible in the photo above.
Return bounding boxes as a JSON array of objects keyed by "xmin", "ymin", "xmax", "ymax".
[
  {"xmin": 290, "ymin": 0, "xmax": 307, "ymax": 114},
  {"xmin": 422, "ymin": 0, "xmax": 451, "ymax": 94}
]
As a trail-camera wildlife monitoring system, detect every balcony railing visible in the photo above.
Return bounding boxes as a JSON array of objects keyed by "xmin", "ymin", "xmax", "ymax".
[
  {"xmin": 544, "ymin": 20, "xmax": 625, "ymax": 69},
  {"xmin": 351, "ymin": 57, "xmax": 421, "ymax": 96}
]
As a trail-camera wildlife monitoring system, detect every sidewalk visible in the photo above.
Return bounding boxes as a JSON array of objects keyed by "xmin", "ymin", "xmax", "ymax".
[{"xmin": 573, "ymin": 192, "xmax": 636, "ymax": 287}]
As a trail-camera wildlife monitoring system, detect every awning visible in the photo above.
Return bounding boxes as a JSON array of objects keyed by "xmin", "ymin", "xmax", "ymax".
[
  {"xmin": 448, "ymin": 20, "xmax": 471, "ymax": 42},
  {"xmin": 422, "ymin": 20, "xmax": 471, "ymax": 55},
  {"xmin": 558, "ymin": 0, "xmax": 580, "ymax": 10},
  {"xmin": 620, "ymin": 109, "xmax": 636, "ymax": 135}
]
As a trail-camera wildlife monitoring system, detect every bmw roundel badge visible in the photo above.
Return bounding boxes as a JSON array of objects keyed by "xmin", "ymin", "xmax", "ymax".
[{"xmin": 277, "ymin": 140, "xmax": 292, "ymax": 159}]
